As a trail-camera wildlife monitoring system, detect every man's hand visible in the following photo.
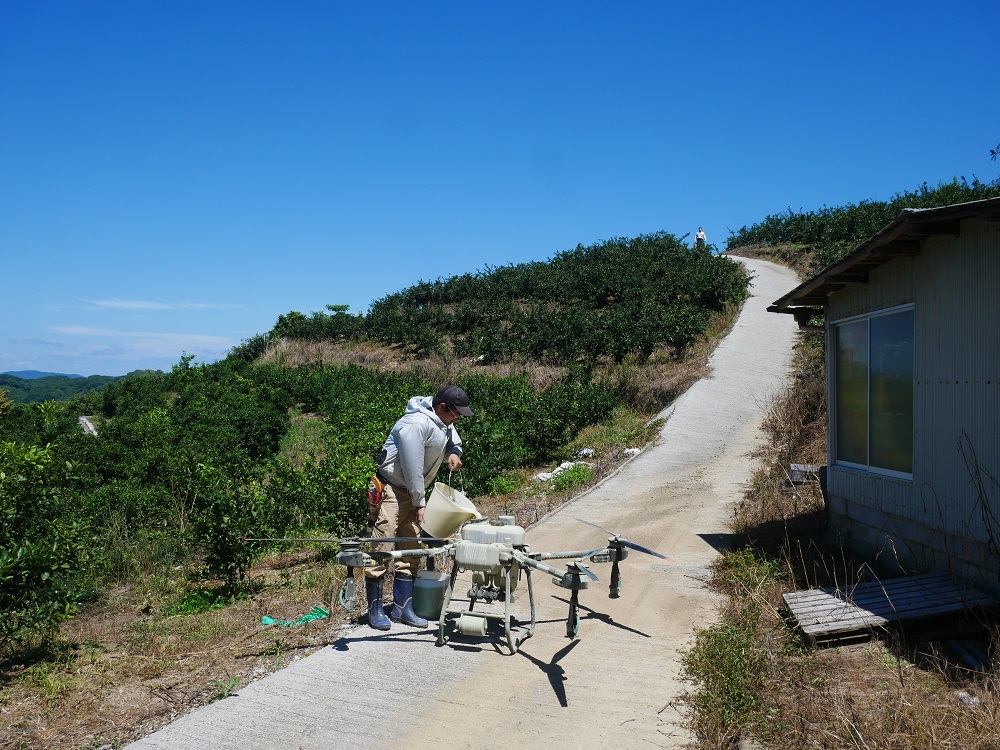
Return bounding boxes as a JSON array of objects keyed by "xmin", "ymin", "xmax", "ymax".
[
  {"xmin": 416, "ymin": 506, "xmax": 426, "ymax": 526},
  {"xmin": 447, "ymin": 453, "xmax": 463, "ymax": 471}
]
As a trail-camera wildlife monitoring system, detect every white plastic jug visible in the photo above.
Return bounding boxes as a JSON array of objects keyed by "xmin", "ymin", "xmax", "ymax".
[
  {"xmin": 422, "ymin": 482, "xmax": 481, "ymax": 538},
  {"xmin": 412, "ymin": 570, "xmax": 449, "ymax": 620}
]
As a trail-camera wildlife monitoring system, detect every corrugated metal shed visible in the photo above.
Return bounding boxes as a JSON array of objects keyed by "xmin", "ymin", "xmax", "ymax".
[{"xmin": 768, "ymin": 197, "xmax": 1000, "ymax": 593}]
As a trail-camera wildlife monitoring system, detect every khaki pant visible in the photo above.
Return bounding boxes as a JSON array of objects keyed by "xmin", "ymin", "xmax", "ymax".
[{"xmin": 365, "ymin": 482, "xmax": 423, "ymax": 578}]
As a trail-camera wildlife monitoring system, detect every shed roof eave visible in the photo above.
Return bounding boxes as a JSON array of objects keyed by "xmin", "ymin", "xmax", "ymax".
[{"xmin": 767, "ymin": 195, "xmax": 1000, "ymax": 315}]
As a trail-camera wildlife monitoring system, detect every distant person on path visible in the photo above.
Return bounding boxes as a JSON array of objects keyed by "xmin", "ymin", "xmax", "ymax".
[
  {"xmin": 364, "ymin": 384, "xmax": 472, "ymax": 630},
  {"xmin": 695, "ymin": 227, "xmax": 707, "ymax": 249}
]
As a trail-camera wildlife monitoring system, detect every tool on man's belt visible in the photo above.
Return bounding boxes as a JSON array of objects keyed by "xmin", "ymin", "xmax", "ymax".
[{"xmin": 367, "ymin": 474, "xmax": 384, "ymax": 523}]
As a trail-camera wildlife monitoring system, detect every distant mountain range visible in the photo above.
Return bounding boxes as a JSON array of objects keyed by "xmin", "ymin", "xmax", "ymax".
[
  {"xmin": 1, "ymin": 370, "xmax": 164, "ymax": 404},
  {"xmin": 2, "ymin": 370, "xmax": 84, "ymax": 379},
  {"xmin": 1, "ymin": 371, "xmax": 119, "ymax": 405}
]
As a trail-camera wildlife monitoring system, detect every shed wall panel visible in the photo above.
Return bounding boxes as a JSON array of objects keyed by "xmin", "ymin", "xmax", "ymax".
[{"xmin": 828, "ymin": 258, "xmax": 914, "ymax": 321}]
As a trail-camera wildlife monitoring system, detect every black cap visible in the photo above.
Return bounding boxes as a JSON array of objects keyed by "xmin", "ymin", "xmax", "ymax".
[{"xmin": 435, "ymin": 385, "xmax": 473, "ymax": 416}]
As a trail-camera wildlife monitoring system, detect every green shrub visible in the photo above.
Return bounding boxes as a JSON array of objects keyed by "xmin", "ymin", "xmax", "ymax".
[
  {"xmin": 163, "ymin": 587, "xmax": 232, "ymax": 617},
  {"xmin": 0, "ymin": 442, "xmax": 88, "ymax": 657},
  {"xmin": 552, "ymin": 463, "xmax": 592, "ymax": 491},
  {"xmin": 486, "ymin": 473, "xmax": 520, "ymax": 495},
  {"xmin": 272, "ymin": 232, "xmax": 750, "ymax": 364},
  {"xmin": 727, "ymin": 176, "xmax": 1000, "ymax": 272},
  {"xmin": 680, "ymin": 622, "xmax": 768, "ymax": 743}
]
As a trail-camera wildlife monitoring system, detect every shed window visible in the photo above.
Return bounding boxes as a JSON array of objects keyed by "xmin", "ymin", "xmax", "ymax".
[{"xmin": 833, "ymin": 307, "xmax": 913, "ymax": 475}]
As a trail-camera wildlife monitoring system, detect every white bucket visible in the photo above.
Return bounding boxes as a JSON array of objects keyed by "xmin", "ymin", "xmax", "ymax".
[
  {"xmin": 413, "ymin": 570, "xmax": 449, "ymax": 620},
  {"xmin": 422, "ymin": 482, "xmax": 481, "ymax": 538}
]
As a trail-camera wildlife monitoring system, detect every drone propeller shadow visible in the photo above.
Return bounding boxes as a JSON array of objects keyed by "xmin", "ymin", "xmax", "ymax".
[
  {"xmin": 517, "ymin": 640, "xmax": 580, "ymax": 707},
  {"xmin": 552, "ymin": 596, "xmax": 652, "ymax": 638}
]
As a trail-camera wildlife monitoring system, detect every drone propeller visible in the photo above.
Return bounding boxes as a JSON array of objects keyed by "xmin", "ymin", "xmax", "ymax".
[
  {"xmin": 245, "ymin": 536, "xmax": 443, "ymax": 545},
  {"xmin": 568, "ymin": 560, "xmax": 599, "ymax": 582},
  {"xmin": 574, "ymin": 518, "xmax": 672, "ymax": 560}
]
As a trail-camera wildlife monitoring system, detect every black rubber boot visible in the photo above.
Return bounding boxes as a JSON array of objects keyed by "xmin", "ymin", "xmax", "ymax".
[
  {"xmin": 366, "ymin": 576, "xmax": 391, "ymax": 631},
  {"xmin": 390, "ymin": 574, "xmax": 428, "ymax": 628}
]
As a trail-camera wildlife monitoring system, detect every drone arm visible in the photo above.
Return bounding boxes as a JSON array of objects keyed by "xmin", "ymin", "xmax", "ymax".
[
  {"xmin": 388, "ymin": 547, "xmax": 445, "ymax": 560},
  {"xmin": 534, "ymin": 548, "xmax": 608, "ymax": 562},
  {"xmin": 511, "ymin": 551, "xmax": 567, "ymax": 580}
]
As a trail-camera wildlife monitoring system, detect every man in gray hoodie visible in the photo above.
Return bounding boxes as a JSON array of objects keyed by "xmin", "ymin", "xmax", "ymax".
[{"xmin": 365, "ymin": 384, "xmax": 473, "ymax": 630}]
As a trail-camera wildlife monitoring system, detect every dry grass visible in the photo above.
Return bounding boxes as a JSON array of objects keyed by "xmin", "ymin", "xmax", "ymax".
[
  {"xmin": 724, "ymin": 243, "xmax": 818, "ymax": 278},
  {"xmin": 0, "ymin": 552, "xmax": 352, "ymax": 750},
  {"xmin": 685, "ymin": 329, "xmax": 1000, "ymax": 749}
]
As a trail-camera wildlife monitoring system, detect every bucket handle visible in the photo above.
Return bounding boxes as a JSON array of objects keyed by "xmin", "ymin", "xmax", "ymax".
[{"xmin": 448, "ymin": 468, "xmax": 465, "ymax": 492}]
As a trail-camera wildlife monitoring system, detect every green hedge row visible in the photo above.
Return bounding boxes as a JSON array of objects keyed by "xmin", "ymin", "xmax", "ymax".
[
  {"xmin": 270, "ymin": 233, "xmax": 750, "ymax": 363},
  {"xmin": 726, "ymin": 176, "xmax": 1000, "ymax": 272}
]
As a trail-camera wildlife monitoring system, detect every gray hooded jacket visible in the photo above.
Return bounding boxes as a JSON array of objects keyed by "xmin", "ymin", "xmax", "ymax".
[{"xmin": 377, "ymin": 396, "xmax": 463, "ymax": 506}]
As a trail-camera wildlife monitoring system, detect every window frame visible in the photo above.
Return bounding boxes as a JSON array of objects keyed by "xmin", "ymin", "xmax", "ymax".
[{"xmin": 830, "ymin": 303, "xmax": 914, "ymax": 480}]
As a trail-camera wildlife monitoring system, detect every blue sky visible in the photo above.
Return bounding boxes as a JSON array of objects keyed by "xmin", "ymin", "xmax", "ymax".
[{"xmin": 2, "ymin": 1, "xmax": 997, "ymax": 376}]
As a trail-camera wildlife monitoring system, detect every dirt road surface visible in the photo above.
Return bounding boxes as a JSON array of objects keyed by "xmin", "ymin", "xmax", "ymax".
[{"xmin": 126, "ymin": 257, "xmax": 800, "ymax": 750}]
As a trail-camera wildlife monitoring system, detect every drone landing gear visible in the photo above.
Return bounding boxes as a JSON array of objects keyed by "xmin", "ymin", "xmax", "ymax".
[
  {"xmin": 609, "ymin": 558, "xmax": 623, "ymax": 599},
  {"xmin": 437, "ymin": 564, "xmax": 536, "ymax": 655},
  {"xmin": 567, "ymin": 589, "xmax": 581, "ymax": 638}
]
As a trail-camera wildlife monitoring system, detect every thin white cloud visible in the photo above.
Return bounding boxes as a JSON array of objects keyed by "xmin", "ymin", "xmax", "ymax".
[
  {"xmin": 81, "ymin": 298, "xmax": 232, "ymax": 311},
  {"xmin": 51, "ymin": 326, "xmax": 236, "ymax": 359},
  {"xmin": 81, "ymin": 299, "xmax": 171, "ymax": 310}
]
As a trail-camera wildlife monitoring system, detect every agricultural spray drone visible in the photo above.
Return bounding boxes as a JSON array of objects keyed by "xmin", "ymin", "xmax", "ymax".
[{"xmin": 331, "ymin": 484, "xmax": 670, "ymax": 655}]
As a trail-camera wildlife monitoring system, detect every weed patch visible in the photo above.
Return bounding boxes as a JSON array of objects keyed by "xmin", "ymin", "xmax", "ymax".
[
  {"xmin": 681, "ymin": 623, "xmax": 768, "ymax": 745},
  {"xmin": 162, "ymin": 588, "xmax": 232, "ymax": 617},
  {"xmin": 207, "ymin": 676, "xmax": 240, "ymax": 702},
  {"xmin": 552, "ymin": 463, "xmax": 592, "ymax": 492}
]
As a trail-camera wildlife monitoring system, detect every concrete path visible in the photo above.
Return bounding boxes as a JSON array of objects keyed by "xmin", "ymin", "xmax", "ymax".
[{"xmin": 127, "ymin": 257, "xmax": 800, "ymax": 750}]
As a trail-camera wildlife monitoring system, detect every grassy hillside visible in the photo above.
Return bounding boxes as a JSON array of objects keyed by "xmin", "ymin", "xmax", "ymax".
[{"xmin": 259, "ymin": 232, "xmax": 749, "ymax": 366}]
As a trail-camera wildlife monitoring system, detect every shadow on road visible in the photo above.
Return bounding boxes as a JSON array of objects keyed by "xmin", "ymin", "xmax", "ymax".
[
  {"xmin": 328, "ymin": 629, "xmax": 437, "ymax": 651},
  {"xmin": 517, "ymin": 640, "xmax": 580, "ymax": 707},
  {"xmin": 552, "ymin": 596, "xmax": 652, "ymax": 639},
  {"xmin": 698, "ymin": 532, "xmax": 737, "ymax": 554}
]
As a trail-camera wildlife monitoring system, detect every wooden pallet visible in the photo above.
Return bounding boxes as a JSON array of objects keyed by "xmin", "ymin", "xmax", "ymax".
[{"xmin": 783, "ymin": 573, "xmax": 995, "ymax": 646}]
